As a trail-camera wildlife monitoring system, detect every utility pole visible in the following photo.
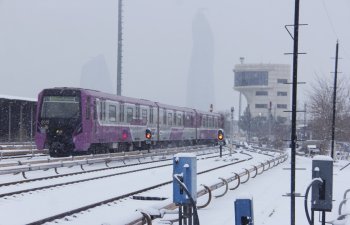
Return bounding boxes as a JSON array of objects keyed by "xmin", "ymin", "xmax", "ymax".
[
  {"xmin": 303, "ymin": 103, "xmax": 307, "ymax": 140},
  {"xmin": 268, "ymin": 102, "xmax": 272, "ymax": 147},
  {"xmin": 331, "ymin": 41, "xmax": 339, "ymax": 159},
  {"xmin": 231, "ymin": 107, "xmax": 235, "ymax": 153},
  {"xmin": 116, "ymin": 0, "xmax": 123, "ymax": 96},
  {"xmin": 290, "ymin": 1, "xmax": 301, "ymax": 225}
]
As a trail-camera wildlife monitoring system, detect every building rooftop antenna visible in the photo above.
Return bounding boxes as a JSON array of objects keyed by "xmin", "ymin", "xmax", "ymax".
[{"xmin": 239, "ymin": 57, "xmax": 245, "ymax": 64}]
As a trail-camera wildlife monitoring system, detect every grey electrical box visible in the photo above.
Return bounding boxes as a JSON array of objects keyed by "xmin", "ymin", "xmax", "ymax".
[{"xmin": 311, "ymin": 156, "xmax": 333, "ymax": 212}]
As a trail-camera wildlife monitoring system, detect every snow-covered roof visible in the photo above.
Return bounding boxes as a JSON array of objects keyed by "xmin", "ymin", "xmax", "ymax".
[
  {"xmin": 174, "ymin": 153, "xmax": 196, "ymax": 158},
  {"xmin": 0, "ymin": 94, "xmax": 36, "ymax": 102},
  {"xmin": 313, "ymin": 155, "xmax": 333, "ymax": 161},
  {"xmin": 235, "ymin": 193, "xmax": 253, "ymax": 200}
]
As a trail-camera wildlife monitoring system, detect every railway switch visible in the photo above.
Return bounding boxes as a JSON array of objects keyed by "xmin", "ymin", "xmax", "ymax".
[
  {"xmin": 235, "ymin": 197, "xmax": 254, "ymax": 225},
  {"xmin": 311, "ymin": 156, "xmax": 333, "ymax": 212},
  {"xmin": 173, "ymin": 153, "xmax": 197, "ymax": 205}
]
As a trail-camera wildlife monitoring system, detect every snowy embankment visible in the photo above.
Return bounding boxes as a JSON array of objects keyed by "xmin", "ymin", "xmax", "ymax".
[
  {"xmin": 158, "ymin": 156, "xmax": 349, "ymax": 225},
  {"xmin": 0, "ymin": 148, "xmax": 348, "ymax": 225}
]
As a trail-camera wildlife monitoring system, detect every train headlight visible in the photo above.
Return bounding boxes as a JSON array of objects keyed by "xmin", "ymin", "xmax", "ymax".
[{"xmin": 56, "ymin": 129, "xmax": 63, "ymax": 135}]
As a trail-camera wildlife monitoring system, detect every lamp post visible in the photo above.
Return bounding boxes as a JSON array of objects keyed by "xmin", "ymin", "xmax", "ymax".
[
  {"xmin": 231, "ymin": 107, "xmax": 234, "ymax": 142},
  {"xmin": 231, "ymin": 107, "xmax": 235, "ymax": 155}
]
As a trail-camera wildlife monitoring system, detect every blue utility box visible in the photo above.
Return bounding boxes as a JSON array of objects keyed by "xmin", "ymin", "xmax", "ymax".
[
  {"xmin": 235, "ymin": 197, "xmax": 254, "ymax": 225},
  {"xmin": 311, "ymin": 156, "xmax": 333, "ymax": 212},
  {"xmin": 173, "ymin": 153, "xmax": 197, "ymax": 205}
]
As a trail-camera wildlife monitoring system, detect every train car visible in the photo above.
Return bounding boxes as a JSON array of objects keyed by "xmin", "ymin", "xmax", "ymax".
[{"xmin": 35, "ymin": 87, "xmax": 223, "ymax": 157}]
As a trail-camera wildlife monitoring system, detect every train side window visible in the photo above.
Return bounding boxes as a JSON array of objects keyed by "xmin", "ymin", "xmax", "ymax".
[
  {"xmin": 163, "ymin": 109, "xmax": 167, "ymax": 125},
  {"xmin": 93, "ymin": 99, "xmax": 97, "ymax": 120},
  {"xmin": 178, "ymin": 113, "xmax": 182, "ymax": 126},
  {"xmin": 168, "ymin": 112, "xmax": 172, "ymax": 125},
  {"xmin": 109, "ymin": 105, "xmax": 117, "ymax": 122},
  {"xmin": 103, "ymin": 101, "xmax": 106, "ymax": 121},
  {"xmin": 127, "ymin": 107, "xmax": 133, "ymax": 123},
  {"xmin": 120, "ymin": 104, "xmax": 124, "ymax": 122},
  {"xmin": 149, "ymin": 107, "xmax": 153, "ymax": 124},
  {"xmin": 202, "ymin": 116, "xmax": 207, "ymax": 128},
  {"xmin": 136, "ymin": 105, "xmax": 140, "ymax": 119},
  {"xmin": 159, "ymin": 109, "xmax": 163, "ymax": 125},
  {"xmin": 86, "ymin": 96, "xmax": 91, "ymax": 120},
  {"xmin": 142, "ymin": 109, "xmax": 147, "ymax": 123},
  {"xmin": 99, "ymin": 101, "xmax": 103, "ymax": 121}
]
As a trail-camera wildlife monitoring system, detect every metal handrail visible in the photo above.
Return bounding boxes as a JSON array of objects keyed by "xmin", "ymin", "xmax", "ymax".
[{"xmin": 125, "ymin": 153, "xmax": 288, "ymax": 225}]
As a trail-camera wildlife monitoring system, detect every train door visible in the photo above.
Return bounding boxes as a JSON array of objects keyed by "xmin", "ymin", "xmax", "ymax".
[
  {"xmin": 92, "ymin": 98, "xmax": 97, "ymax": 141},
  {"xmin": 95, "ymin": 99, "xmax": 106, "ymax": 142},
  {"xmin": 84, "ymin": 96, "xmax": 93, "ymax": 142},
  {"xmin": 156, "ymin": 105, "xmax": 160, "ymax": 142}
]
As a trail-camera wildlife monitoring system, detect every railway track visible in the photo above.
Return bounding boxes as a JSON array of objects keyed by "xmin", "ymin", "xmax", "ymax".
[
  {"xmin": 0, "ymin": 146, "xmax": 217, "ymax": 180},
  {"xmin": 0, "ymin": 145, "xmax": 209, "ymax": 168},
  {"xmin": 0, "ymin": 148, "xmax": 236, "ymax": 198},
  {"xmin": 26, "ymin": 152, "xmax": 261, "ymax": 225},
  {"xmin": 0, "ymin": 147, "xmax": 283, "ymax": 225}
]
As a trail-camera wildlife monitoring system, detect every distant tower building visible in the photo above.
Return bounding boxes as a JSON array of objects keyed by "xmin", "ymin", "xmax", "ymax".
[
  {"xmin": 186, "ymin": 10, "xmax": 215, "ymax": 111},
  {"xmin": 233, "ymin": 63, "xmax": 291, "ymax": 122},
  {"xmin": 80, "ymin": 55, "xmax": 114, "ymax": 94}
]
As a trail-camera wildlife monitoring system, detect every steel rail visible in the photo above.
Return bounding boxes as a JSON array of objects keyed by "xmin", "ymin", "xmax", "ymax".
[
  {"xmin": 0, "ymin": 145, "xmax": 207, "ymax": 167},
  {"xmin": 0, "ymin": 149, "xmax": 228, "ymax": 188},
  {"xmin": 126, "ymin": 154, "xmax": 288, "ymax": 225},
  {"xmin": 0, "ymin": 146, "xmax": 216, "ymax": 176},
  {"xmin": 0, "ymin": 150, "xmax": 231, "ymax": 198},
  {"xmin": 25, "ymin": 153, "xmax": 262, "ymax": 225}
]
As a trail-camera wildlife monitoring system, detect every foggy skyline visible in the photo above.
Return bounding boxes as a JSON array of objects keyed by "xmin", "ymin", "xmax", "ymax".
[
  {"xmin": 186, "ymin": 10, "xmax": 215, "ymax": 111},
  {"xmin": 0, "ymin": 0, "xmax": 349, "ymax": 117},
  {"xmin": 80, "ymin": 54, "xmax": 114, "ymax": 94}
]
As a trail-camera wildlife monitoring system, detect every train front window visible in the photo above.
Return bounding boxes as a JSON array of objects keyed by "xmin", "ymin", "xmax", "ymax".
[{"xmin": 41, "ymin": 96, "xmax": 80, "ymax": 118}]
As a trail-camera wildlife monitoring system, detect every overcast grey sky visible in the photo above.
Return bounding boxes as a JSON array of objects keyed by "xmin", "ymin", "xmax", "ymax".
[{"xmin": 0, "ymin": 0, "xmax": 349, "ymax": 115}]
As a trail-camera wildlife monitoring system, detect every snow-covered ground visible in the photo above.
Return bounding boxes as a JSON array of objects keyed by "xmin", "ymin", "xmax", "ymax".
[
  {"xmin": 155, "ymin": 155, "xmax": 350, "ymax": 225},
  {"xmin": 0, "ymin": 149, "xmax": 349, "ymax": 225}
]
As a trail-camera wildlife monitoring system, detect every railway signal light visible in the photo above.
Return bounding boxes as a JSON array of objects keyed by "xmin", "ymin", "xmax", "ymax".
[
  {"xmin": 218, "ymin": 129, "xmax": 225, "ymax": 146},
  {"xmin": 218, "ymin": 129, "xmax": 224, "ymax": 141},
  {"xmin": 145, "ymin": 128, "xmax": 152, "ymax": 144}
]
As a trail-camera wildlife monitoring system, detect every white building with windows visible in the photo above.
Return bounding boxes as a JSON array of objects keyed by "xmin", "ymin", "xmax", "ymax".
[{"xmin": 233, "ymin": 63, "xmax": 291, "ymax": 123}]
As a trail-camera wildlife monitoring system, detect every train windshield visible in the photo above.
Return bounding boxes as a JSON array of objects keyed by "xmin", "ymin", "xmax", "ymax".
[{"xmin": 40, "ymin": 96, "xmax": 80, "ymax": 119}]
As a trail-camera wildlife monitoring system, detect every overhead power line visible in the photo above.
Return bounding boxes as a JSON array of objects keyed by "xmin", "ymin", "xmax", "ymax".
[{"xmin": 321, "ymin": 0, "xmax": 338, "ymax": 39}]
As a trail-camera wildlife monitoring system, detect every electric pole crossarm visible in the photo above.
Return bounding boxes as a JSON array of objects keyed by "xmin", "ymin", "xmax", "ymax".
[{"xmin": 284, "ymin": 24, "xmax": 308, "ymax": 40}]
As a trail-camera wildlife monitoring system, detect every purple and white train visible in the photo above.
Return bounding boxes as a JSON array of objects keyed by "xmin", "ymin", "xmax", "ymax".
[{"xmin": 35, "ymin": 87, "xmax": 224, "ymax": 157}]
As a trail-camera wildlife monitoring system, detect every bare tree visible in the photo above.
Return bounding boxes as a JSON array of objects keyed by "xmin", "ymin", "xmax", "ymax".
[{"xmin": 307, "ymin": 75, "xmax": 350, "ymax": 153}]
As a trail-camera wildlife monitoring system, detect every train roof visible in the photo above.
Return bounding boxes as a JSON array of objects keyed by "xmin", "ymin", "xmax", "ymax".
[
  {"xmin": 43, "ymin": 87, "xmax": 156, "ymax": 106},
  {"xmin": 195, "ymin": 109, "xmax": 222, "ymax": 116},
  {"xmin": 155, "ymin": 102, "xmax": 194, "ymax": 113},
  {"xmin": 83, "ymin": 89, "xmax": 157, "ymax": 107},
  {"xmin": 43, "ymin": 87, "xmax": 222, "ymax": 115}
]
